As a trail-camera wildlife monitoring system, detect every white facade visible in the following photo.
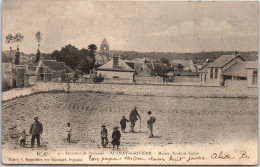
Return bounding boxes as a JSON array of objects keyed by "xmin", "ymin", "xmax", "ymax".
[
  {"xmin": 206, "ymin": 67, "xmax": 223, "ymax": 86},
  {"xmin": 97, "ymin": 70, "xmax": 134, "ymax": 83},
  {"xmin": 247, "ymin": 69, "xmax": 258, "ymax": 88}
]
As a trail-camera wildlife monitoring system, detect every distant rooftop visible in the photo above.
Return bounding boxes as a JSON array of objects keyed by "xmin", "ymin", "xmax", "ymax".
[{"xmin": 207, "ymin": 55, "xmax": 244, "ymax": 68}]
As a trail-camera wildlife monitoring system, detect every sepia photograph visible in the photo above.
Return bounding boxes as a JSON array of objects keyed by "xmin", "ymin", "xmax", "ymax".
[{"xmin": 1, "ymin": 0, "xmax": 259, "ymax": 165}]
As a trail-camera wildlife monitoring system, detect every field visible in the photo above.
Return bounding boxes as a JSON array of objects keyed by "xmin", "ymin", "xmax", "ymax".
[{"xmin": 2, "ymin": 91, "xmax": 258, "ymax": 153}]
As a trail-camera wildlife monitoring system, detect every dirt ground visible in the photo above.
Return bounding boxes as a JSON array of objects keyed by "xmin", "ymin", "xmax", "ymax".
[{"xmin": 2, "ymin": 92, "xmax": 258, "ymax": 152}]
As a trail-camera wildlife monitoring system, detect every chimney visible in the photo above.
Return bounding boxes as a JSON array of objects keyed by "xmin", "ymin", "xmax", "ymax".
[
  {"xmin": 113, "ymin": 55, "xmax": 119, "ymax": 69},
  {"xmin": 234, "ymin": 51, "xmax": 239, "ymax": 56}
]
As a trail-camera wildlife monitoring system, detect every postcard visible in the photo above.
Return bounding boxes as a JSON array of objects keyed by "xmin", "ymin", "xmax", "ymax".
[{"xmin": 1, "ymin": 0, "xmax": 258, "ymax": 165}]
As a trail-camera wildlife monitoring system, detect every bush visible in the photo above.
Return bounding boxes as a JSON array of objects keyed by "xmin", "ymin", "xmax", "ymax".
[
  {"xmin": 2, "ymin": 80, "xmax": 12, "ymax": 91},
  {"xmin": 93, "ymin": 74, "xmax": 105, "ymax": 83}
]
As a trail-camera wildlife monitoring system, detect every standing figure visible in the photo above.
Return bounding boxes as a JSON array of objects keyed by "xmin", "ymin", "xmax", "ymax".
[
  {"xmin": 30, "ymin": 117, "xmax": 43, "ymax": 148},
  {"xmin": 129, "ymin": 106, "xmax": 141, "ymax": 132},
  {"xmin": 112, "ymin": 126, "xmax": 121, "ymax": 150},
  {"xmin": 20, "ymin": 129, "xmax": 29, "ymax": 147},
  {"xmin": 67, "ymin": 81, "xmax": 70, "ymax": 93},
  {"xmin": 65, "ymin": 123, "xmax": 72, "ymax": 143},
  {"xmin": 147, "ymin": 111, "xmax": 156, "ymax": 138},
  {"xmin": 120, "ymin": 116, "xmax": 129, "ymax": 133},
  {"xmin": 101, "ymin": 124, "xmax": 108, "ymax": 148}
]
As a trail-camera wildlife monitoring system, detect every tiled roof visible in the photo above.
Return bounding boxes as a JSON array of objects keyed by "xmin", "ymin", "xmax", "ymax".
[
  {"xmin": 125, "ymin": 62, "xmax": 135, "ymax": 69},
  {"xmin": 40, "ymin": 60, "xmax": 75, "ymax": 73},
  {"xmin": 207, "ymin": 55, "xmax": 244, "ymax": 68},
  {"xmin": 60, "ymin": 62, "xmax": 75, "ymax": 73},
  {"xmin": 199, "ymin": 67, "xmax": 208, "ymax": 73},
  {"xmin": 222, "ymin": 62, "xmax": 249, "ymax": 77},
  {"xmin": 97, "ymin": 57, "xmax": 135, "ymax": 72}
]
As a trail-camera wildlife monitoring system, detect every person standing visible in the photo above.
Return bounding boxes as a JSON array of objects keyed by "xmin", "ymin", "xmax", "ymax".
[
  {"xmin": 100, "ymin": 124, "xmax": 108, "ymax": 148},
  {"xmin": 30, "ymin": 117, "xmax": 43, "ymax": 148},
  {"xmin": 20, "ymin": 129, "xmax": 29, "ymax": 147},
  {"xmin": 65, "ymin": 123, "xmax": 72, "ymax": 143},
  {"xmin": 67, "ymin": 81, "xmax": 70, "ymax": 93},
  {"xmin": 147, "ymin": 111, "xmax": 156, "ymax": 138},
  {"xmin": 129, "ymin": 106, "xmax": 141, "ymax": 133},
  {"xmin": 112, "ymin": 126, "xmax": 121, "ymax": 150},
  {"xmin": 120, "ymin": 116, "xmax": 129, "ymax": 133}
]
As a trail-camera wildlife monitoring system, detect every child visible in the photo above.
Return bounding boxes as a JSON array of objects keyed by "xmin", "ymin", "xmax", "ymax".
[
  {"xmin": 112, "ymin": 126, "xmax": 121, "ymax": 150},
  {"xmin": 120, "ymin": 116, "xmax": 129, "ymax": 133},
  {"xmin": 65, "ymin": 123, "xmax": 72, "ymax": 143},
  {"xmin": 20, "ymin": 129, "xmax": 29, "ymax": 147},
  {"xmin": 100, "ymin": 124, "xmax": 108, "ymax": 148}
]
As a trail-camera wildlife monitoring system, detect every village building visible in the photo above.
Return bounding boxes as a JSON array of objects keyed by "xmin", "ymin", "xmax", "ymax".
[
  {"xmin": 2, "ymin": 63, "xmax": 29, "ymax": 89},
  {"xmin": 183, "ymin": 64, "xmax": 198, "ymax": 72},
  {"xmin": 135, "ymin": 62, "xmax": 152, "ymax": 77},
  {"xmin": 96, "ymin": 56, "xmax": 135, "ymax": 83},
  {"xmin": 245, "ymin": 61, "xmax": 258, "ymax": 88},
  {"xmin": 35, "ymin": 60, "xmax": 75, "ymax": 82},
  {"xmin": 199, "ymin": 54, "xmax": 258, "ymax": 87},
  {"xmin": 170, "ymin": 59, "xmax": 193, "ymax": 71},
  {"xmin": 95, "ymin": 38, "xmax": 110, "ymax": 65}
]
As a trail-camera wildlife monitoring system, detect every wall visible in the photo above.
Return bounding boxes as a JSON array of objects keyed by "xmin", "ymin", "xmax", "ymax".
[
  {"xmin": 225, "ymin": 80, "xmax": 247, "ymax": 88},
  {"xmin": 32, "ymin": 82, "xmax": 258, "ymax": 97},
  {"xmin": 199, "ymin": 73, "xmax": 207, "ymax": 86},
  {"xmin": 206, "ymin": 67, "xmax": 222, "ymax": 86},
  {"xmin": 2, "ymin": 63, "xmax": 13, "ymax": 87},
  {"xmin": 97, "ymin": 70, "xmax": 134, "ymax": 83},
  {"xmin": 247, "ymin": 69, "xmax": 258, "ymax": 88}
]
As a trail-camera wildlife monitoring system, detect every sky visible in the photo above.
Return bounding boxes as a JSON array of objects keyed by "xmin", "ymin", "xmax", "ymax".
[{"xmin": 2, "ymin": 0, "xmax": 259, "ymax": 54}]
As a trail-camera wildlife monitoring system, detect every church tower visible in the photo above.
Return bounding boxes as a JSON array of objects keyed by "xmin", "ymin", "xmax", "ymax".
[{"xmin": 100, "ymin": 38, "xmax": 109, "ymax": 63}]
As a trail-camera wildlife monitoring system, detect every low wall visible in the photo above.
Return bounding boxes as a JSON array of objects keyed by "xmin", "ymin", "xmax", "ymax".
[
  {"xmin": 32, "ymin": 81, "xmax": 258, "ymax": 98},
  {"xmin": 225, "ymin": 80, "xmax": 247, "ymax": 88}
]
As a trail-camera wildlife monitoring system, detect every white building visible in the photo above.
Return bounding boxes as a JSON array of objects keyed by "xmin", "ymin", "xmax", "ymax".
[{"xmin": 97, "ymin": 56, "xmax": 135, "ymax": 83}]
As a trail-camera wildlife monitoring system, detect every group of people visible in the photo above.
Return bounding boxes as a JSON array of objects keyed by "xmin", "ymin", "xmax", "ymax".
[
  {"xmin": 100, "ymin": 106, "xmax": 156, "ymax": 150},
  {"xmin": 19, "ymin": 117, "xmax": 43, "ymax": 148},
  {"xmin": 127, "ymin": 106, "xmax": 156, "ymax": 138},
  {"xmin": 18, "ymin": 106, "xmax": 156, "ymax": 150}
]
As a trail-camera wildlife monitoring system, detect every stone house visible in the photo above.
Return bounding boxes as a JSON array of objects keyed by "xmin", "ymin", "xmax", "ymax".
[
  {"xmin": 2, "ymin": 63, "xmax": 28, "ymax": 89},
  {"xmin": 245, "ymin": 61, "xmax": 258, "ymax": 88},
  {"xmin": 199, "ymin": 54, "xmax": 258, "ymax": 88},
  {"xmin": 199, "ymin": 54, "xmax": 244, "ymax": 86},
  {"xmin": 183, "ymin": 64, "xmax": 198, "ymax": 72},
  {"xmin": 35, "ymin": 60, "xmax": 75, "ymax": 82},
  {"xmin": 97, "ymin": 56, "xmax": 135, "ymax": 83}
]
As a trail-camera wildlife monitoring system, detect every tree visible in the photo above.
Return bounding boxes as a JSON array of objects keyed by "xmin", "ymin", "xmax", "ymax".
[
  {"xmin": 11, "ymin": 33, "xmax": 24, "ymax": 65},
  {"xmin": 13, "ymin": 33, "xmax": 24, "ymax": 50},
  {"xmin": 51, "ymin": 44, "xmax": 97, "ymax": 73},
  {"xmin": 78, "ymin": 44, "xmax": 97, "ymax": 74},
  {"xmin": 5, "ymin": 34, "xmax": 14, "ymax": 52},
  {"xmin": 35, "ymin": 32, "xmax": 42, "ymax": 63},
  {"xmin": 151, "ymin": 65, "xmax": 169, "ymax": 77},
  {"xmin": 161, "ymin": 57, "xmax": 170, "ymax": 66},
  {"xmin": 35, "ymin": 49, "xmax": 41, "ymax": 63},
  {"xmin": 35, "ymin": 32, "xmax": 42, "ymax": 50},
  {"xmin": 177, "ymin": 64, "xmax": 184, "ymax": 71}
]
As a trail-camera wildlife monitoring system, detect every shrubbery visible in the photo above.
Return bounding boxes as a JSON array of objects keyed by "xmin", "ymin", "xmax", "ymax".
[
  {"xmin": 93, "ymin": 74, "xmax": 105, "ymax": 83},
  {"xmin": 2, "ymin": 80, "xmax": 12, "ymax": 92}
]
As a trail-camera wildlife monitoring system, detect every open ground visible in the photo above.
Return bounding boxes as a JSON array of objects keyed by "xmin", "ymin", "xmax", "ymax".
[{"xmin": 2, "ymin": 91, "xmax": 257, "ymax": 153}]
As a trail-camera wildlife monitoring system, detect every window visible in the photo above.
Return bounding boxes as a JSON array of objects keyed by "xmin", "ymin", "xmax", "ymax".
[
  {"xmin": 210, "ymin": 68, "xmax": 213, "ymax": 78},
  {"xmin": 252, "ymin": 70, "xmax": 258, "ymax": 85},
  {"xmin": 205, "ymin": 74, "xmax": 207, "ymax": 82},
  {"xmin": 113, "ymin": 76, "xmax": 119, "ymax": 79},
  {"xmin": 215, "ymin": 68, "xmax": 218, "ymax": 79},
  {"xmin": 201, "ymin": 74, "xmax": 202, "ymax": 82}
]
